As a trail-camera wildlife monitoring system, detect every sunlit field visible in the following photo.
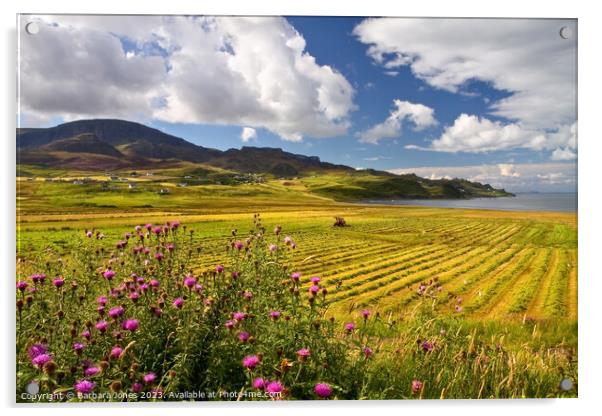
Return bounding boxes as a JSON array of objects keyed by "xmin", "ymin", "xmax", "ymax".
[{"xmin": 16, "ymin": 175, "xmax": 578, "ymax": 400}]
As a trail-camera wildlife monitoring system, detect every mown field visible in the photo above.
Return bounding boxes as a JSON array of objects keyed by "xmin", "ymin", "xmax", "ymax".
[{"xmin": 15, "ymin": 172, "xmax": 578, "ymax": 399}]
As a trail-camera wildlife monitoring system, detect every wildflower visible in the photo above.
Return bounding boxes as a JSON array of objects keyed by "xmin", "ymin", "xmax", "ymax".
[
  {"xmin": 110, "ymin": 346, "xmax": 123, "ymax": 359},
  {"xmin": 421, "ymin": 341, "xmax": 434, "ymax": 353},
  {"xmin": 309, "ymin": 285, "xmax": 320, "ymax": 296},
  {"xmin": 242, "ymin": 355, "xmax": 260, "ymax": 370},
  {"xmin": 31, "ymin": 273, "xmax": 46, "ymax": 284},
  {"xmin": 173, "ymin": 298, "xmax": 184, "ymax": 309},
  {"xmin": 122, "ymin": 319, "xmax": 139, "ymax": 332},
  {"xmin": 143, "ymin": 372, "xmax": 156, "ymax": 384},
  {"xmin": 135, "ymin": 225, "xmax": 142, "ymax": 232},
  {"xmin": 455, "ymin": 305, "xmax": 463, "ymax": 313},
  {"xmin": 234, "ymin": 240, "xmax": 244, "ymax": 250},
  {"xmin": 16, "ymin": 281, "xmax": 28, "ymax": 292},
  {"xmin": 72, "ymin": 342, "xmax": 84, "ymax": 354},
  {"xmin": 149, "ymin": 279, "xmax": 160, "ymax": 288},
  {"xmin": 84, "ymin": 366, "xmax": 101, "ymax": 377},
  {"xmin": 296, "ymin": 348, "xmax": 310, "ymax": 361},
  {"xmin": 291, "ymin": 272, "xmax": 301, "ymax": 282},
  {"xmin": 129, "ymin": 292, "xmax": 140, "ymax": 302},
  {"xmin": 152, "ymin": 226, "xmax": 162, "ymax": 235},
  {"xmin": 314, "ymin": 383, "xmax": 332, "ymax": 398},
  {"xmin": 224, "ymin": 320, "xmax": 236, "ymax": 330},
  {"xmin": 284, "ymin": 236, "xmax": 293, "ymax": 245},
  {"xmin": 310, "ymin": 276, "xmax": 321, "ymax": 284},
  {"xmin": 154, "ymin": 251, "xmax": 164, "ymax": 261},
  {"xmin": 344, "ymin": 322, "xmax": 356, "ymax": 333},
  {"xmin": 97, "ymin": 296, "xmax": 108, "ymax": 306},
  {"xmin": 166, "ymin": 243, "xmax": 175, "ymax": 252},
  {"xmin": 269, "ymin": 244, "xmax": 277, "ymax": 252},
  {"xmin": 108, "ymin": 306, "xmax": 125, "ymax": 319},
  {"xmin": 32, "ymin": 353, "xmax": 52, "ymax": 369},
  {"xmin": 252, "ymin": 377, "xmax": 265, "ymax": 390},
  {"xmin": 95, "ymin": 320, "xmax": 108, "ymax": 333},
  {"xmin": 28, "ymin": 344, "xmax": 47, "ymax": 359},
  {"xmin": 361, "ymin": 309, "xmax": 371, "ymax": 319},
  {"xmin": 363, "ymin": 346, "xmax": 373, "ymax": 358},
  {"xmin": 274, "ymin": 225, "xmax": 282, "ymax": 235},
  {"xmin": 231, "ymin": 271, "xmax": 240, "ymax": 280},
  {"xmin": 52, "ymin": 277, "xmax": 65, "ymax": 288},
  {"xmin": 233, "ymin": 312, "xmax": 246, "ymax": 321},
  {"xmin": 183, "ymin": 275, "xmax": 196, "ymax": 288},
  {"xmin": 132, "ymin": 382, "xmax": 143, "ymax": 393},
  {"xmin": 238, "ymin": 331, "xmax": 250, "ymax": 342},
  {"xmin": 215, "ymin": 265, "xmax": 224, "ymax": 273},
  {"xmin": 243, "ymin": 290, "xmax": 253, "ymax": 300},
  {"xmin": 102, "ymin": 269, "xmax": 115, "ymax": 280},
  {"xmin": 81, "ymin": 330, "xmax": 91, "ymax": 339},
  {"xmin": 86, "ymin": 231, "xmax": 93, "ymax": 238},
  {"xmin": 74, "ymin": 379, "xmax": 95, "ymax": 394},
  {"xmin": 269, "ymin": 310, "xmax": 281, "ymax": 320},
  {"xmin": 266, "ymin": 380, "xmax": 284, "ymax": 395},
  {"xmin": 411, "ymin": 379, "xmax": 423, "ymax": 395}
]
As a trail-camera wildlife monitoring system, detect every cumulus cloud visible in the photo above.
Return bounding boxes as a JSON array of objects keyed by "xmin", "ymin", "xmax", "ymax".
[
  {"xmin": 358, "ymin": 100, "xmax": 436, "ymax": 144},
  {"xmin": 240, "ymin": 127, "xmax": 257, "ymax": 142},
  {"xmin": 389, "ymin": 163, "xmax": 576, "ymax": 192},
  {"xmin": 19, "ymin": 15, "xmax": 355, "ymax": 141},
  {"xmin": 354, "ymin": 18, "xmax": 577, "ymax": 157},
  {"xmin": 551, "ymin": 147, "xmax": 577, "ymax": 161}
]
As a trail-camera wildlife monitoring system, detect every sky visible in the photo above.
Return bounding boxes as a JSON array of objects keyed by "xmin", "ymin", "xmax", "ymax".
[{"xmin": 18, "ymin": 15, "xmax": 577, "ymax": 192}]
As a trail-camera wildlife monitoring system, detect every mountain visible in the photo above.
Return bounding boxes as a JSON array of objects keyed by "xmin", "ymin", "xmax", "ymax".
[{"xmin": 16, "ymin": 119, "xmax": 513, "ymax": 199}]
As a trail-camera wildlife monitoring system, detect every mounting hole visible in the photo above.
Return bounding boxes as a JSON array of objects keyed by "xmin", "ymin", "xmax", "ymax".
[
  {"xmin": 559, "ymin": 378, "xmax": 574, "ymax": 391},
  {"xmin": 25, "ymin": 22, "xmax": 39, "ymax": 35},
  {"xmin": 559, "ymin": 26, "xmax": 573, "ymax": 40}
]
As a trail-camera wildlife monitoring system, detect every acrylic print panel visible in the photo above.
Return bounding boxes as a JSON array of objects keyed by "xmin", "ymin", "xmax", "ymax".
[{"xmin": 16, "ymin": 15, "xmax": 577, "ymax": 401}]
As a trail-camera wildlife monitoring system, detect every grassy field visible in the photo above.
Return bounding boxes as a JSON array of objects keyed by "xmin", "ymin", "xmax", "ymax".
[{"xmin": 15, "ymin": 169, "xmax": 578, "ymax": 399}]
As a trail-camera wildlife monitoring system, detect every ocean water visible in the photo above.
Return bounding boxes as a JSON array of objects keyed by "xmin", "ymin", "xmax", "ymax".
[{"xmin": 366, "ymin": 193, "xmax": 577, "ymax": 213}]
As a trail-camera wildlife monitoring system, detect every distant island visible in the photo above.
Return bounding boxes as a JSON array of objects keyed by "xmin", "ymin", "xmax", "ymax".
[{"xmin": 16, "ymin": 119, "xmax": 513, "ymax": 202}]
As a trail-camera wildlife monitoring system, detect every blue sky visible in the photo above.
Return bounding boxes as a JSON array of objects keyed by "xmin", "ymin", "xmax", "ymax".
[{"xmin": 19, "ymin": 15, "xmax": 577, "ymax": 191}]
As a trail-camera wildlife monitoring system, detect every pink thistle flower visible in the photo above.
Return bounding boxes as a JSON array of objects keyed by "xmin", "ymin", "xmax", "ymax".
[
  {"xmin": 143, "ymin": 372, "xmax": 156, "ymax": 384},
  {"xmin": 166, "ymin": 243, "xmax": 175, "ymax": 252},
  {"xmin": 242, "ymin": 355, "xmax": 260, "ymax": 370},
  {"xmin": 224, "ymin": 320, "xmax": 235, "ymax": 330},
  {"xmin": 421, "ymin": 341, "xmax": 434, "ymax": 353},
  {"xmin": 252, "ymin": 377, "xmax": 265, "ymax": 390},
  {"xmin": 103, "ymin": 270, "xmax": 115, "ymax": 280},
  {"xmin": 135, "ymin": 225, "xmax": 142, "ymax": 232},
  {"xmin": 73, "ymin": 343, "xmax": 84, "ymax": 354},
  {"xmin": 455, "ymin": 305, "xmax": 463, "ymax": 313},
  {"xmin": 269, "ymin": 310, "xmax": 281, "ymax": 320},
  {"xmin": 265, "ymin": 380, "xmax": 284, "ymax": 395},
  {"xmin": 269, "ymin": 244, "xmax": 277, "ymax": 252},
  {"xmin": 243, "ymin": 290, "xmax": 253, "ymax": 300},
  {"xmin": 291, "ymin": 272, "xmax": 301, "ymax": 282},
  {"xmin": 361, "ymin": 309, "xmax": 371, "ymax": 319},
  {"xmin": 215, "ymin": 264, "xmax": 224, "ymax": 273},
  {"xmin": 132, "ymin": 382, "xmax": 143, "ymax": 393},
  {"xmin": 231, "ymin": 271, "xmax": 240, "ymax": 280},
  {"xmin": 95, "ymin": 320, "xmax": 108, "ymax": 333},
  {"xmin": 74, "ymin": 379, "xmax": 95, "ymax": 394},
  {"xmin": 309, "ymin": 285, "xmax": 320, "ymax": 296},
  {"xmin": 173, "ymin": 298, "xmax": 184, "ymax": 309},
  {"xmin": 314, "ymin": 383, "xmax": 332, "ymax": 398},
  {"xmin": 344, "ymin": 322, "xmax": 356, "ymax": 333},
  {"xmin": 154, "ymin": 251, "xmax": 164, "ymax": 261},
  {"xmin": 296, "ymin": 348, "xmax": 310, "ymax": 359},
  {"xmin": 108, "ymin": 306, "xmax": 125, "ymax": 319},
  {"xmin": 86, "ymin": 231, "xmax": 93, "ymax": 238},
  {"xmin": 84, "ymin": 366, "xmax": 101, "ymax": 377},
  {"xmin": 28, "ymin": 344, "xmax": 47, "ymax": 359},
  {"xmin": 238, "ymin": 331, "xmax": 250, "ymax": 342},
  {"xmin": 183, "ymin": 275, "xmax": 196, "ymax": 288},
  {"xmin": 411, "ymin": 379, "xmax": 423, "ymax": 395},
  {"xmin": 233, "ymin": 312, "xmax": 246, "ymax": 321},
  {"xmin": 234, "ymin": 240, "xmax": 244, "ymax": 250},
  {"xmin": 149, "ymin": 279, "xmax": 160, "ymax": 288},
  {"xmin": 363, "ymin": 346, "xmax": 373, "ymax": 358},
  {"xmin": 152, "ymin": 226, "xmax": 162, "ymax": 235},
  {"xmin": 310, "ymin": 276, "xmax": 321, "ymax": 284},
  {"xmin": 145, "ymin": 223, "xmax": 153, "ymax": 231},
  {"xmin": 16, "ymin": 281, "xmax": 28, "ymax": 292},
  {"xmin": 284, "ymin": 236, "xmax": 293, "ymax": 245},
  {"xmin": 32, "ymin": 353, "xmax": 52, "ymax": 368},
  {"xmin": 110, "ymin": 346, "xmax": 123, "ymax": 359},
  {"xmin": 122, "ymin": 319, "xmax": 139, "ymax": 332},
  {"xmin": 97, "ymin": 296, "xmax": 108, "ymax": 306},
  {"xmin": 129, "ymin": 292, "xmax": 140, "ymax": 302},
  {"xmin": 81, "ymin": 330, "xmax": 91, "ymax": 339},
  {"xmin": 52, "ymin": 277, "xmax": 65, "ymax": 288}
]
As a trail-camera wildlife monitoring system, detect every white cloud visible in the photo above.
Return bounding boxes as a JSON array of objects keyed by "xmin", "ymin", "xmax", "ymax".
[
  {"xmin": 353, "ymin": 18, "xmax": 577, "ymax": 131},
  {"xmin": 358, "ymin": 100, "xmax": 436, "ymax": 144},
  {"xmin": 19, "ymin": 16, "xmax": 355, "ymax": 142},
  {"xmin": 389, "ymin": 163, "xmax": 576, "ymax": 192},
  {"xmin": 240, "ymin": 127, "xmax": 257, "ymax": 142},
  {"xmin": 551, "ymin": 147, "xmax": 577, "ymax": 161}
]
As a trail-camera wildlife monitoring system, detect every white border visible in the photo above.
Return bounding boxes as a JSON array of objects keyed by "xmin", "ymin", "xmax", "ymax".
[{"xmin": 2, "ymin": 1, "xmax": 600, "ymax": 415}]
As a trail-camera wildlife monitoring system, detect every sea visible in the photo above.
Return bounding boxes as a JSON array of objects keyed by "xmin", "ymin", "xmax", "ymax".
[{"xmin": 366, "ymin": 193, "xmax": 577, "ymax": 213}]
